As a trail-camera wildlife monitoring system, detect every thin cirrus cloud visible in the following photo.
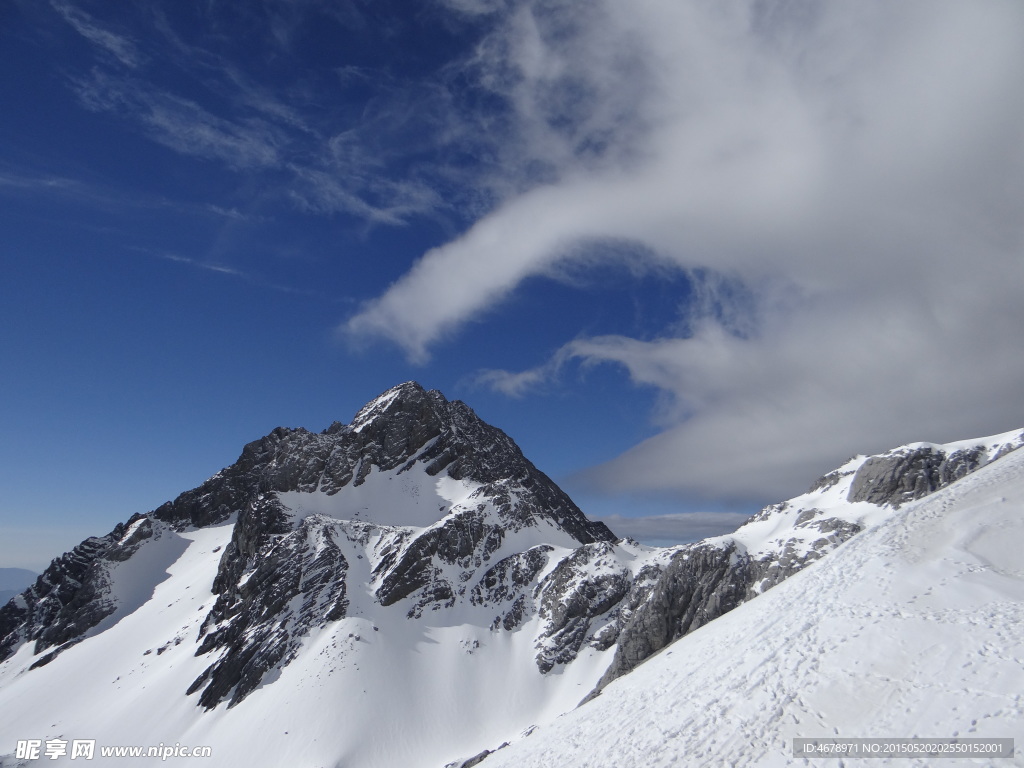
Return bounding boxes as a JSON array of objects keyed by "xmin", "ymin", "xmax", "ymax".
[
  {"xmin": 54, "ymin": 1, "xmax": 449, "ymax": 225},
  {"xmin": 51, "ymin": 0, "xmax": 144, "ymax": 69},
  {"xmin": 145, "ymin": 251, "xmax": 317, "ymax": 295},
  {"xmin": 346, "ymin": 0, "xmax": 1024, "ymax": 502},
  {"xmin": 73, "ymin": 69, "xmax": 283, "ymax": 171}
]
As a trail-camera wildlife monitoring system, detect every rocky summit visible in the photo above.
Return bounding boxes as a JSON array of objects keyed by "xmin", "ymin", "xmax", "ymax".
[
  {"xmin": 0, "ymin": 384, "xmax": 1021, "ymax": 768},
  {"xmin": 0, "ymin": 382, "xmax": 614, "ymax": 709}
]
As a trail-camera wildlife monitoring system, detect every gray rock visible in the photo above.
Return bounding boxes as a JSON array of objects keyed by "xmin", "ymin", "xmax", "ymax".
[
  {"xmin": 534, "ymin": 543, "xmax": 632, "ymax": 673},
  {"xmin": 593, "ymin": 542, "xmax": 745, "ymax": 691},
  {"xmin": 847, "ymin": 445, "xmax": 989, "ymax": 507},
  {"xmin": 0, "ymin": 514, "xmax": 153, "ymax": 665},
  {"xmin": 188, "ymin": 516, "xmax": 352, "ymax": 709}
]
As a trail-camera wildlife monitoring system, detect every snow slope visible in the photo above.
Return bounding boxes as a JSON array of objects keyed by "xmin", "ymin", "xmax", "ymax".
[
  {"xmin": 482, "ymin": 444, "xmax": 1024, "ymax": 768},
  {"xmin": 0, "ymin": 513, "xmax": 613, "ymax": 768}
]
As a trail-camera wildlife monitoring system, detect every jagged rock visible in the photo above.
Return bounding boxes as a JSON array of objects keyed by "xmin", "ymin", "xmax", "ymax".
[
  {"xmin": 534, "ymin": 543, "xmax": 632, "ymax": 672},
  {"xmin": 807, "ymin": 467, "xmax": 854, "ymax": 494},
  {"xmin": 593, "ymin": 542, "xmax": 747, "ymax": 690},
  {"xmin": 189, "ymin": 516, "xmax": 352, "ymax": 708},
  {"xmin": 0, "ymin": 514, "xmax": 152, "ymax": 665},
  {"xmin": 375, "ymin": 505, "xmax": 505, "ymax": 610},
  {"xmin": 471, "ymin": 546, "xmax": 552, "ymax": 607},
  {"xmin": 847, "ymin": 445, "xmax": 988, "ymax": 507}
]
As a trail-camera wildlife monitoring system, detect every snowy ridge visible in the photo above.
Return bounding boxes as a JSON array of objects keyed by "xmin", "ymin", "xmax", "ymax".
[
  {"xmin": 479, "ymin": 440, "xmax": 1024, "ymax": 768},
  {"xmin": 585, "ymin": 428, "xmax": 1023, "ymax": 695},
  {"xmin": 721, "ymin": 427, "xmax": 1024, "ymax": 561},
  {"xmin": 0, "ymin": 383, "xmax": 627, "ymax": 767}
]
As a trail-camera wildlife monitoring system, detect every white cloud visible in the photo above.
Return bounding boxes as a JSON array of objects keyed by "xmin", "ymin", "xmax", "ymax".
[{"xmin": 347, "ymin": 0, "xmax": 1024, "ymax": 502}]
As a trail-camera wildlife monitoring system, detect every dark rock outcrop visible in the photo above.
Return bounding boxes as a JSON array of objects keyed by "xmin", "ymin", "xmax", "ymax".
[
  {"xmin": 592, "ymin": 542, "xmax": 745, "ymax": 691},
  {"xmin": 534, "ymin": 543, "xmax": 632, "ymax": 672},
  {"xmin": 188, "ymin": 515, "xmax": 352, "ymax": 708},
  {"xmin": 0, "ymin": 515, "xmax": 152, "ymax": 665},
  {"xmin": 848, "ymin": 445, "xmax": 995, "ymax": 507}
]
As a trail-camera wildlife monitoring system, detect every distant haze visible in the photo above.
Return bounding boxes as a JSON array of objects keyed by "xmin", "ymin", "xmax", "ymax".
[{"xmin": 0, "ymin": 568, "xmax": 37, "ymax": 604}]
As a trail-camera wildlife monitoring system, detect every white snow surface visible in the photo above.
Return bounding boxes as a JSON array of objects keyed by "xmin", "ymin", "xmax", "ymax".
[
  {"xmin": 483, "ymin": 444, "xmax": 1024, "ymax": 768},
  {"xmin": 277, "ymin": 468, "xmax": 482, "ymax": 528}
]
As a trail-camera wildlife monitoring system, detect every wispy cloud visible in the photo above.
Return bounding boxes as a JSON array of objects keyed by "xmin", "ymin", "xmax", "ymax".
[
  {"xmin": 58, "ymin": 4, "xmax": 460, "ymax": 227},
  {"xmin": 51, "ymin": 0, "xmax": 143, "ymax": 68},
  {"xmin": 287, "ymin": 165, "xmax": 442, "ymax": 226},
  {"xmin": 473, "ymin": 357, "xmax": 562, "ymax": 398},
  {"xmin": 74, "ymin": 69, "xmax": 282, "ymax": 170},
  {"xmin": 0, "ymin": 167, "xmax": 239, "ymax": 221},
  {"xmin": 204, "ymin": 204, "xmax": 251, "ymax": 222},
  {"xmin": 0, "ymin": 171, "xmax": 81, "ymax": 193},
  {"xmin": 154, "ymin": 252, "xmax": 244, "ymax": 277},
  {"xmin": 347, "ymin": 0, "xmax": 1024, "ymax": 501},
  {"xmin": 143, "ymin": 250, "xmax": 316, "ymax": 296}
]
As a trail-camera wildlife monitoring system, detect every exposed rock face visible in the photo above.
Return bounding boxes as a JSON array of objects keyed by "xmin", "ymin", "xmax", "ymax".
[
  {"xmin": 188, "ymin": 514, "xmax": 353, "ymax": 708},
  {"xmin": 847, "ymin": 445, "xmax": 986, "ymax": 507},
  {"xmin": 590, "ymin": 518, "xmax": 861, "ymax": 695},
  {"xmin": 596, "ymin": 542, "xmax": 743, "ymax": 688},
  {"xmin": 0, "ymin": 515, "xmax": 152, "ymax": 666},
  {"xmin": 533, "ymin": 543, "xmax": 633, "ymax": 673},
  {"xmin": 179, "ymin": 383, "xmax": 615, "ymax": 707}
]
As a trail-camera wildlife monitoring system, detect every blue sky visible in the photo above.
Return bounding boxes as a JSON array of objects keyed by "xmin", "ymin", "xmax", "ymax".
[{"xmin": 3, "ymin": 0, "xmax": 1023, "ymax": 571}]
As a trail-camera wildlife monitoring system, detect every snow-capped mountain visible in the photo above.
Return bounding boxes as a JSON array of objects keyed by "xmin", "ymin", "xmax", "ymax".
[{"xmin": 0, "ymin": 382, "xmax": 1020, "ymax": 767}]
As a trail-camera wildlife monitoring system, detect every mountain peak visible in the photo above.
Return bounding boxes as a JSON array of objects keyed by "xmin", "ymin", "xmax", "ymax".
[
  {"xmin": 351, "ymin": 381, "xmax": 434, "ymax": 429},
  {"xmin": 0, "ymin": 382, "xmax": 615, "ymax": 704},
  {"xmin": 142, "ymin": 383, "xmax": 612, "ymax": 540}
]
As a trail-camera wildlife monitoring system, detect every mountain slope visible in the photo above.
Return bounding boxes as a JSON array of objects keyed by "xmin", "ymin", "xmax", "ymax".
[
  {"xmin": 480, "ymin": 441, "xmax": 1024, "ymax": 768},
  {"xmin": 0, "ymin": 382, "xmax": 615, "ymax": 707},
  {"xmin": 0, "ymin": 383, "xmax": 632, "ymax": 767},
  {"xmin": 0, "ymin": 383, "xmax": 1020, "ymax": 768},
  {"xmin": 588, "ymin": 429, "xmax": 1024, "ymax": 695}
]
